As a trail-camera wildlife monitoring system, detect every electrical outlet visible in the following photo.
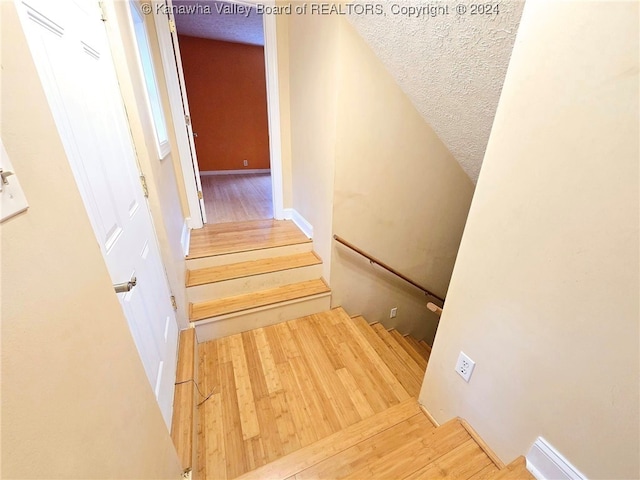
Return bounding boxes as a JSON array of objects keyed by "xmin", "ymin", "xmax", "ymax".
[
  {"xmin": 243, "ymin": 159, "xmax": 248, "ymax": 167},
  {"xmin": 455, "ymin": 351, "xmax": 475, "ymax": 382},
  {"xmin": 390, "ymin": 307, "xmax": 397, "ymax": 318}
]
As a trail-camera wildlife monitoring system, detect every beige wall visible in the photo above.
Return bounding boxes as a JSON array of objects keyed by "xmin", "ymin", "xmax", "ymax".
[
  {"xmin": 286, "ymin": 13, "xmax": 473, "ymax": 338},
  {"xmin": 104, "ymin": 0, "xmax": 190, "ymax": 328},
  {"xmin": 288, "ymin": 13, "xmax": 341, "ymax": 280},
  {"xmin": 0, "ymin": 3, "xmax": 182, "ymax": 477},
  {"xmin": 420, "ymin": 2, "xmax": 639, "ymax": 478},
  {"xmin": 330, "ymin": 20, "xmax": 474, "ymax": 342}
]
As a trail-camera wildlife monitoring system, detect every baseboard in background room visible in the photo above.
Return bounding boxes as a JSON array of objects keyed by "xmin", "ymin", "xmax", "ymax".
[
  {"xmin": 526, "ymin": 437, "xmax": 587, "ymax": 480},
  {"xmin": 283, "ymin": 208, "xmax": 313, "ymax": 239},
  {"xmin": 200, "ymin": 169, "xmax": 271, "ymax": 175}
]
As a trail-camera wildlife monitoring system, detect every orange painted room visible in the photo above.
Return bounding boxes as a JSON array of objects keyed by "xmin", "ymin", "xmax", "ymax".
[{"xmin": 178, "ymin": 36, "xmax": 270, "ymax": 173}]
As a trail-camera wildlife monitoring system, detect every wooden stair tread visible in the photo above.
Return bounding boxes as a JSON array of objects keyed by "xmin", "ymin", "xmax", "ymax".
[
  {"xmin": 187, "ymin": 219, "xmax": 311, "ymax": 259},
  {"xmin": 371, "ymin": 323, "xmax": 426, "ymax": 383},
  {"xmin": 170, "ymin": 328, "xmax": 196, "ymax": 471},
  {"xmin": 234, "ymin": 398, "xmax": 422, "ymax": 480},
  {"xmin": 189, "ymin": 279, "xmax": 330, "ymax": 321},
  {"xmin": 404, "ymin": 335, "xmax": 432, "ymax": 362},
  {"xmin": 390, "ymin": 329, "xmax": 428, "ymax": 370},
  {"xmin": 401, "ymin": 435, "xmax": 497, "ymax": 480},
  {"xmin": 490, "ymin": 457, "xmax": 534, "ymax": 479},
  {"xmin": 420, "ymin": 340, "xmax": 433, "ymax": 356},
  {"xmin": 239, "ymin": 410, "xmax": 502, "ymax": 480},
  {"xmin": 296, "ymin": 412, "xmax": 438, "ymax": 480},
  {"xmin": 350, "ymin": 316, "xmax": 422, "ymax": 397},
  {"xmin": 186, "ymin": 251, "xmax": 321, "ymax": 287}
]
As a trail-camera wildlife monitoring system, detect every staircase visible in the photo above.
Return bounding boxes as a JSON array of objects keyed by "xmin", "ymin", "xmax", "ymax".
[
  {"xmin": 181, "ymin": 309, "xmax": 533, "ymax": 479},
  {"xmin": 173, "ymin": 220, "xmax": 533, "ymax": 479},
  {"xmin": 186, "ymin": 220, "xmax": 332, "ymax": 341}
]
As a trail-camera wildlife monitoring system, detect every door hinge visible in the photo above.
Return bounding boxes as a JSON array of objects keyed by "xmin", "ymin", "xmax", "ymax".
[
  {"xmin": 184, "ymin": 114, "xmax": 191, "ymax": 126},
  {"xmin": 169, "ymin": 18, "xmax": 176, "ymax": 33},
  {"xmin": 98, "ymin": 1, "xmax": 107, "ymax": 21},
  {"xmin": 140, "ymin": 174, "xmax": 149, "ymax": 198},
  {"xmin": 197, "ymin": 190, "xmax": 203, "ymax": 200},
  {"xmin": 170, "ymin": 295, "xmax": 177, "ymax": 310}
]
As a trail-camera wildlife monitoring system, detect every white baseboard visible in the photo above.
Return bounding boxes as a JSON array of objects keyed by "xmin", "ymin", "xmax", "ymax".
[
  {"xmin": 200, "ymin": 169, "xmax": 271, "ymax": 175},
  {"xmin": 181, "ymin": 218, "xmax": 191, "ymax": 257},
  {"xmin": 526, "ymin": 437, "xmax": 587, "ymax": 480},
  {"xmin": 283, "ymin": 208, "xmax": 313, "ymax": 239}
]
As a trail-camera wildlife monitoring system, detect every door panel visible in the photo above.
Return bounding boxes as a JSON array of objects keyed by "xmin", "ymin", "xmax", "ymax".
[{"xmin": 17, "ymin": 0, "xmax": 178, "ymax": 428}]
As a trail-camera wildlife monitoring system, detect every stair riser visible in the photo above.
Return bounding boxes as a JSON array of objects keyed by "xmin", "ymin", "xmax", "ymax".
[
  {"xmin": 187, "ymin": 264, "xmax": 323, "ymax": 304},
  {"xmin": 192, "ymin": 294, "xmax": 331, "ymax": 342},
  {"xmin": 186, "ymin": 242, "xmax": 313, "ymax": 270}
]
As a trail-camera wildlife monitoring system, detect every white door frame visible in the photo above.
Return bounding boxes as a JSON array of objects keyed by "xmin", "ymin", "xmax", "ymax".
[{"xmin": 152, "ymin": 0, "xmax": 285, "ymax": 227}]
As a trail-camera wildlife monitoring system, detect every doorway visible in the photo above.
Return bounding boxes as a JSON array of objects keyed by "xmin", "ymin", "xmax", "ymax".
[{"xmin": 173, "ymin": 1, "xmax": 274, "ymax": 224}]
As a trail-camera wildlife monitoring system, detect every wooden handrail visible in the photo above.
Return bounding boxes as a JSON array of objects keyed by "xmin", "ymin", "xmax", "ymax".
[{"xmin": 333, "ymin": 235, "xmax": 445, "ymax": 304}]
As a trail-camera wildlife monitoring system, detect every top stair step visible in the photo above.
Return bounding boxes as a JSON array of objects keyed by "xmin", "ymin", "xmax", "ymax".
[{"xmin": 187, "ymin": 219, "xmax": 311, "ymax": 260}]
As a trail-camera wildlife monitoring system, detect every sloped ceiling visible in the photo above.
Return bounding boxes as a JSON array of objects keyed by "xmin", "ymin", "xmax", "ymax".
[
  {"xmin": 172, "ymin": 1, "xmax": 264, "ymax": 45},
  {"xmin": 348, "ymin": 1, "xmax": 525, "ymax": 182},
  {"xmin": 171, "ymin": 0, "xmax": 523, "ymax": 181}
]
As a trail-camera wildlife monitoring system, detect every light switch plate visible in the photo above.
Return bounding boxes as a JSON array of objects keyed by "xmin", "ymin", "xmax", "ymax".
[{"xmin": 1, "ymin": 139, "xmax": 29, "ymax": 222}]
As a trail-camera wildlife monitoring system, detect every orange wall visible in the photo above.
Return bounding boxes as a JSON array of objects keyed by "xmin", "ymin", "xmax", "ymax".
[{"xmin": 178, "ymin": 36, "xmax": 270, "ymax": 171}]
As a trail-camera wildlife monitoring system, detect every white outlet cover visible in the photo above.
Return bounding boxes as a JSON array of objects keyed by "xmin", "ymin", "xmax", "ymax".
[{"xmin": 455, "ymin": 351, "xmax": 476, "ymax": 382}]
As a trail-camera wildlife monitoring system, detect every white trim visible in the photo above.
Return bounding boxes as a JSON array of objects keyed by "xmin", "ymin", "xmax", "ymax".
[
  {"xmin": 200, "ymin": 169, "xmax": 271, "ymax": 176},
  {"xmin": 262, "ymin": 7, "xmax": 285, "ymax": 220},
  {"xmin": 283, "ymin": 208, "xmax": 313, "ymax": 239},
  {"xmin": 152, "ymin": 0, "xmax": 205, "ymax": 229},
  {"xmin": 181, "ymin": 218, "xmax": 191, "ymax": 257},
  {"xmin": 526, "ymin": 437, "xmax": 587, "ymax": 480}
]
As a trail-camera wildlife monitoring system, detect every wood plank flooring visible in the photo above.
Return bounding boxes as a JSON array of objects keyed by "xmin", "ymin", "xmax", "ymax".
[
  {"xmin": 188, "ymin": 220, "xmax": 311, "ymax": 260},
  {"xmin": 194, "ymin": 307, "xmax": 534, "ymax": 480},
  {"xmin": 201, "ymin": 173, "xmax": 272, "ymax": 224},
  {"xmin": 196, "ymin": 308, "xmax": 411, "ymax": 479}
]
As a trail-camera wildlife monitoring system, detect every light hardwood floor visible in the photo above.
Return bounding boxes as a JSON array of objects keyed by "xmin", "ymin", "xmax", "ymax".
[
  {"xmin": 194, "ymin": 307, "xmax": 533, "ymax": 480},
  {"xmin": 187, "ymin": 220, "xmax": 311, "ymax": 260},
  {"xmin": 196, "ymin": 308, "xmax": 413, "ymax": 479},
  {"xmin": 201, "ymin": 173, "xmax": 272, "ymax": 224}
]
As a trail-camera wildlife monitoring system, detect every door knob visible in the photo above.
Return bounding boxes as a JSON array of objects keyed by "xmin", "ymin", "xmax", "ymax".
[{"xmin": 114, "ymin": 275, "xmax": 137, "ymax": 293}]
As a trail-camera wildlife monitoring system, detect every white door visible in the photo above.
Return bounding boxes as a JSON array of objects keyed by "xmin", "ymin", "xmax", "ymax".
[
  {"xmin": 151, "ymin": 1, "xmax": 207, "ymax": 226},
  {"xmin": 16, "ymin": 0, "xmax": 178, "ymax": 428},
  {"xmin": 164, "ymin": 6, "xmax": 207, "ymax": 223}
]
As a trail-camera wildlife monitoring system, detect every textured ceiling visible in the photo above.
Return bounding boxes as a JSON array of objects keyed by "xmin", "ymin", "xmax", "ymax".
[
  {"xmin": 348, "ymin": 1, "xmax": 525, "ymax": 182},
  {"xmin": 171, "ymin": 0, "xmax": 522, "ymax": 181},
  {"xmin": 173, "ymin": 1, "xmax": 264, "ymax": 45}
]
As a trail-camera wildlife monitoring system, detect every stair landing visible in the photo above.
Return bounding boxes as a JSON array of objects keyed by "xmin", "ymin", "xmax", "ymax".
[
  {"xmin": 195, "ymin": 308, "xmax": 413, "ymax": 479},
  {"xmin": 193, "ymin": 307, "xmax": 533, "ymax": 480}
]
